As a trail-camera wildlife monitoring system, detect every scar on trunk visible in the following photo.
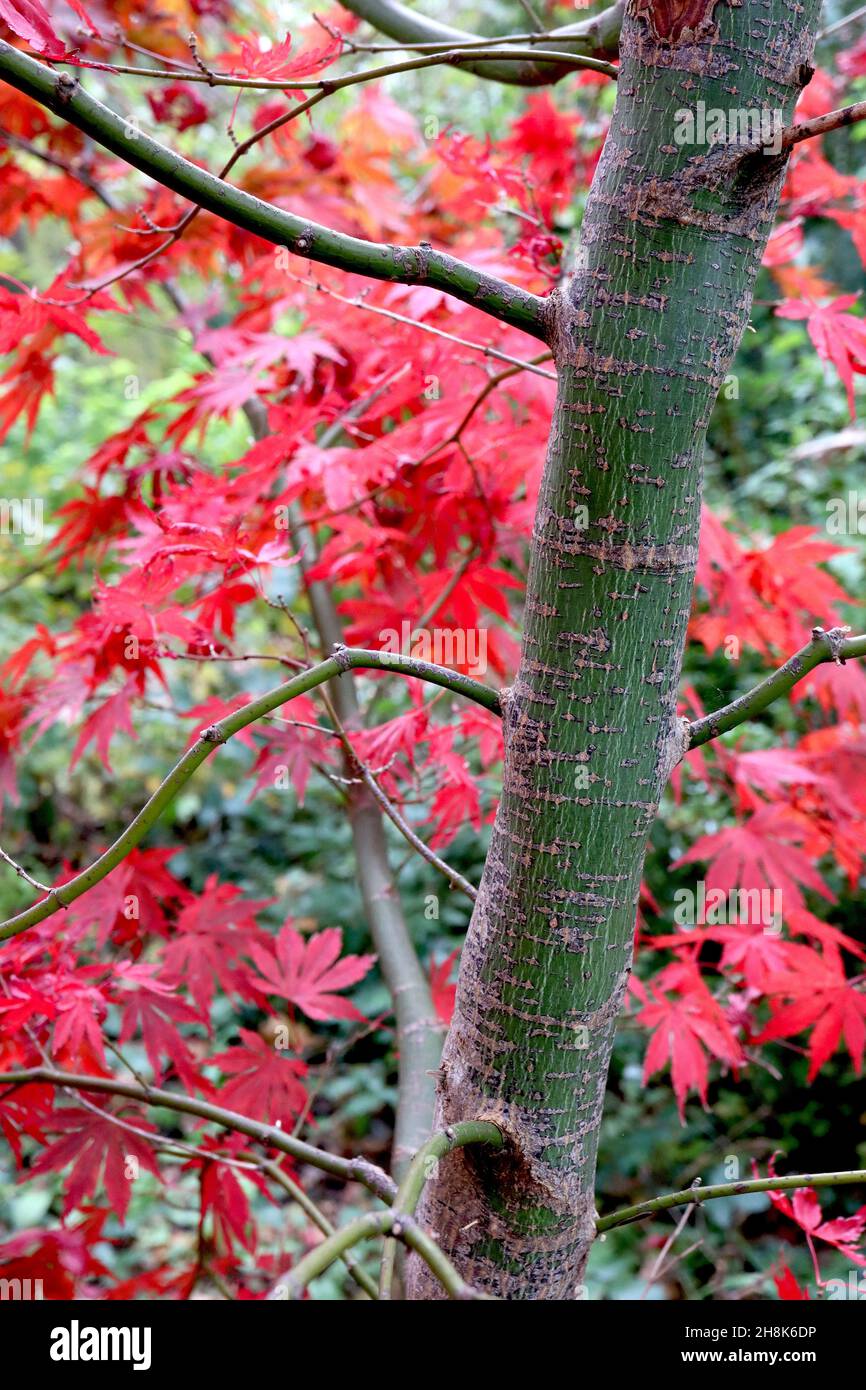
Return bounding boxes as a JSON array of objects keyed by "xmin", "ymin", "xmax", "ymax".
[{"xmin": 629, "ymin": 0, "xmax": 738, "ymax": 44}]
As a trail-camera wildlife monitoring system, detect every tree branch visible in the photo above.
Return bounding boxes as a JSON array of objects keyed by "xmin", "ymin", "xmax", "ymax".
[
  {"xmin": 256, "ymin": 1155, "xmax": 379, "ymax": 1299},
  {"xmin": 0, "ymin": 39, "xmax": 549, "ymax": 340},
  {"xmin": 274, "ymin": 1120, "xmax": 501, "ymax": 1300},
  {"xmin": 318, "ymin": 685, "xmax": 477, "ymax": 902},
  {"xmin": 378, "ymin": 1120, "xmax": 502, "ymax": 1298},
  {"xmin": 0, "ymin": 647, "xmax": 501, "ymax": 944},
  {"xmin": 596, "ymin": 1168, "xmax": 866, "ymax": 1232},
  {"xmin": 270, "ymin": 1207, "xmax": 489, "ymax": 1300},
  {"xmin": 55, "ymin": 44, "xmax": 617, "ymax": 87},
  {"xmin": 782, "ymin": 97, "xmax": 866, "ymax": 149},
  {"xmin": 0, "ymin": 1066, "xmax": 397, "ymax": 1203},
  {"xmin": 339, "ymin": 0, "xmax": 623, "ymax": 85},
  {"xmin": 687, "ymin": 626, "xmax": 866, "ymax": 749}
]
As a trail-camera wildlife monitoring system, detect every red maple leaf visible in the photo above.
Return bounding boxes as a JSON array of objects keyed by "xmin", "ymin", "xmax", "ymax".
[
  {"xmin": 777, "ymin": 295, "xmax": 866, "ymax": 417},
  {"xmin": 758, "ymin": 1157, "xmax": 866, "ymax": 1278},
  {"xmin": 0, "ymin": 0, "xmax": 66, "ymax": 56},
  {"xmin": 773, "ymin": 1264, "xmax": 810, "ymax": 1300},
  {"xmin": 636, "ymin": 964, "xmax": 744, "ymax": 1119},
  {"xmin": 753, "ymin": 943, "xmax": 866, "ymax": 1080},
  {"xmin": 247, "ymin": 924, "xmax": 374, "ymax": 1023},
  {"xmin": 429, "ymin": 949, "xmax": 460, "ymax": 1025},
  {"xmin": 31, "ymin": 1108, "xmax": 162, "ymax": 1221},
  {"xmin": 673, "ymin": 804, "xmax": 834, "ymax": 919},
  {"xmin": 222, "ymin": 30, "xmax": 342, "ymax": 80},
  {"xmin": 0, "ymin": 1214, "xmax": 113, "ymax": 1299},
  {"xmin": 161, "ymin": 876, "xmax": 271, "ymax": 1016},
  {"xmin": 211, "ymin": 1029, "xmax": 307, "ymax": 1128},
  {"xmin": 113, "ymin": 964, "xmax": 202, "ymax": 1086}
]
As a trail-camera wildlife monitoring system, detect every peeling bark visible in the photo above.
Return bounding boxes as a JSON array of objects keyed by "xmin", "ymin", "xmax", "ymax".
[{"xmin": 407, "ymin": 0, "xmax": 821, "ymax": 1300}]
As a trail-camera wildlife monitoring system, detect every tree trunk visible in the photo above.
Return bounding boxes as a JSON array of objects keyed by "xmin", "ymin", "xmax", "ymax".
[{"xmin": 408, "ymin": 0, "xmax": 820, "ymax": 1300}]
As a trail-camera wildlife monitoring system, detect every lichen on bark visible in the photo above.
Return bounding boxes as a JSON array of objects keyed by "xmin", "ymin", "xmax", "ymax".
[{"xmin": 407, "ymin": 0, "xmax": 821, "ymax": 1300}]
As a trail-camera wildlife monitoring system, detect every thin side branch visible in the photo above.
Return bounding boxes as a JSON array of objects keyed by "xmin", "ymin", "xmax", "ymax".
[
  {"xmin": 687, "ymin": 627, "xmax": 866, "ymax": 749},
  {"xmin": 0, "ymin": 40, "xmax": 549, "ymax": 340},
  {"xmin": 340, "ymin": 0, "xmax": 623, "ymax": 85},
  {"xmin": 0, "ymin": 1066, "xmax": 397, "ymax": 1203},
  {"xmin": 0, "ymin": 647, "xmax": 501, "ymax": 944},
  {"xmin": 782, "ymin": 98, "xmax": 866, "ymax": 148},
  {"xmin": 597, "ymin": 1169, "xmax": 866, "ymax": 1232},
  {"xmin": 257, "ymin": 1156, "xmax": 379, "ymax": 1299},
  {"xmin": 378, "ymin": 1120, "xmax": 502, "ymax": 1298},
  {"xmin": 52, "ymin": 44, "xmax": 617, "ymax": 87},
  {"xmin": 269, "ymin": 1208, "xmax": 489, "ymax": 1300}
]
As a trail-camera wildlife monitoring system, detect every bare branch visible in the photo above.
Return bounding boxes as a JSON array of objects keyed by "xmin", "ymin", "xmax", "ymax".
[
  {"xmin": 0, "ymin": 1065, "xmax": 396, "ymax": 1203},
  {"xmin": 340, "ymin": 0, "xmax": 623, "ymax": 85},
  {"xmin": 687, "ymin": 626, "xmax": 866, "ymax": 749},
  {"xmin": 597, "ymin": 1169, "xmax": 866, "ymax": 1232},
  {"xmin": 782, "ymin": 98, "xmax": 866, "ymax": 149}
]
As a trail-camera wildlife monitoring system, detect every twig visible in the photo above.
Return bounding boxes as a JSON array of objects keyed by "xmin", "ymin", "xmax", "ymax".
[
  {"xmin": 378, "ymin": 1120, "xmax": 502, "ymax": 1299},
  {"xmin": 0, "ymin": 647, "xmax": 500, "ymax": 944},
  {"xmin": 0, "ymin": 845, "xmax": 49, "ymax": 893},
  {"xmin": 597, "ymin": 1168, "xmax": 866, "ymax": 1232},
  {"xmin": 782, "ymin": 98, "xmax": 866, "ymax": 149},
  {"xmin": 687, "ymin": 626, "xmax": 866, "ymax": 748}
]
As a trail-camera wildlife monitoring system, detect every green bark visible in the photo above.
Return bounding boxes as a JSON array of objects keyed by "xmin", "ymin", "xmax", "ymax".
[{"xmin": 408, "ymin": 0, "xmax": 821, "ymax": 1300}]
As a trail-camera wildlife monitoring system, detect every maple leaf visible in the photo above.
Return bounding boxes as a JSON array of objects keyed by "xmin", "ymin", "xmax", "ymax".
[
  {"xmin": 637, "ymin": 964, "xmax": 744, "ymax": 1119},
  {"xmin": 0, "ymin": 349, "xmax": 54, "ymax": 441},
  {"xmin": 673, "ymin": 804, "xmax": 834, "ymax": 919},
  {"xmin": 777, "ymin": 295, "xmax": 866, "ymax": 417},
  {"xmin": 51, "ymin": 973, "xmax": 109, "ymax": 1070},
  {"xmin": 758, "ymin": 1157, "xmax": 866, "ymax": 1275},
  {"xmin": 429, "ymin": 948, "xmax": 460, "ymax": 1025},
  {"xmin": 247, "ymin": 924, "xmax": 375, "ymax": 1023},
  {"xmin": 161, "ymin": 876, "xmax": 271, "ymax": 1016},
  {"xmin": 31, "ymin": 1108, "xmax": 162, "ymax": 1221},
  {"xmin": 0, "ymin": 0, "xmax": 66, "ymax": 56},
  {"xmin": 147, "ymin": 83, "xmax": 209, "ymax": 133},
  {"xmin": 754, "ymin": 943, "xmax": 866, "ymax": 1080},
  {"xmin": 199, "ymin": 1157, "xmax": 255, "ymax": 1255},
  {"xmin": 700, "ymin": 922, "xmax": 795, "ymax": 993},
  {"xmin": 223, "ymin": 30, "xmax": 342, "ymax": 80},
  {"xmin": 773, "ymin": 1265, "xmax": 810, "ymax": 1300},
  {"xmin": 247, "ymin": 700, "xmax": 330, "ymax": 807},
  {"xmin": 113, "ymin": 964, "xmax": 202, "ymax": 1086},
  {"xmin": 0, "ymin": 1215, "xmax": 113, "ymax": 1299},
  {"xmin": 61, "ymin": 847, "xmax": 191, "ymax": 948},
  {"xmin": 211, "ymin": 1028, "xmax": 307, "ymax": 1128},
  {"xmin": 70, "ymin": 677, "xmax": 140, "ymax": 773}
]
